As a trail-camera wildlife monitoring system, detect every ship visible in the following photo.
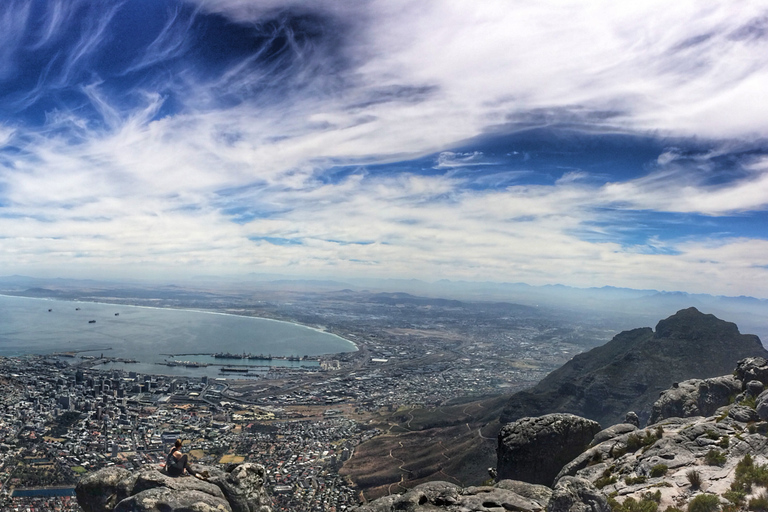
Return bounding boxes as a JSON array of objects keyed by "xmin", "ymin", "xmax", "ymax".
[
  {"xmin": 88, "ymin": 320, "xmax": 96, "ymax": 324},
  {"xmin": 220, "ymin": 367, "xmax": 248, "ymax": 373},
  {"xmin": 213, "ymin": 352, "xmax": 244, "ymax": 359},
  {"xmin": 115, "ymin": 313, "xmax": 119, "ymax": 316},
  {"xmin": 247, "ymin": 354, "xmax": 273, "ymax": 361}
]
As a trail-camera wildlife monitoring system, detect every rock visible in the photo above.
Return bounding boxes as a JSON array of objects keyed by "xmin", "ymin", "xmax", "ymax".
[
  {"xmin": 757, "ymin": 398, "xmax": 768, "ymax": 420},
  {"xmin": 729, "ymin": 405, "xmax": 759, "ymax": 423},
  {"xmin": 591, "ymin": 423, "xmax": 638, "ymax": 446},
  {"xmin": 547, "ymin": 477, "xmax": 610, "ymax": 512},
  {"xmin": 747, "ymin": 380, "xmax": 765, "ymax": 396},
  {"xmin": 648, "ymin": 375, "xmax": 741, "ymax": 424},
  {"xmin": 76, "ymin": 467, "xmax": 135, "ymax": 512},
  {"xmin": 113, "ymin": 487, "xmax": 231, "ymax": 512},
  {"xmin": 624, "ymin": 412, "xmax": 640, "ymax": 427},
  {"xmin": 76, "ymin": 464, "xmax": 272, "ymax": 512},
  {"xmin": 735, "ymin": 357, "xmax": 768, "ymax": 387},
  {"xmin": 201, "ymin": 463, "xmax": 272, "ymax": 512},
  {"xmin": 352, "ymin": 481, "xmax": 551, "ymax": 512},
  {"xmin": 495, "ymin": 479, "xmax": 554, "ymax": 506},
  {"xmin": 498, "ymin": 414, "xmax": 601, "ymax": 486}
]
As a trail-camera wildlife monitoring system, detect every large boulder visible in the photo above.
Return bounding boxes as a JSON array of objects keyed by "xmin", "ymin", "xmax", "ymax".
[
  {"xmin": 497, "ymin": 414, "xmax": 601, "ymax": 486},
  {"xmin": 648, "ymin": 375, "xmax": 741, "ymax": 424},
  {"xmin": 547, "ymin": 477, "xmax": 609, "ymax": 512},
  {"xmin": 76, "ymin": 464, "xmax": 272, "ymax": 512}
]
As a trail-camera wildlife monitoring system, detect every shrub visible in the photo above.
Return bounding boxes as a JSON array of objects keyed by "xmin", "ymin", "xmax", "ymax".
[
  {"xmin": 665, "ymin": 508, "xmax": 684, "ymax": 512},
  {"xmin": 733, "ymin": 453, "xmax": 768, "ymax": 492},
  {"xmin": 705, "ymin": 449, "xmax": 727, "ymax": 467},
  {"xmin": 718, "ymin": 436, "xmax": 730, "ymax": 449},
  {"xmin": 748, "ymin": 492, "xmax": 768, "ymax": 512},
  {"xmin": 687, "ymin": 494, "xmax": 720, "ymax": 512},
  {"xmin": 706, "ymin": 430, "xmax": 720, "ymax": 440},
  {"xmin": 626, "ymin": 475, "xmax": 648, "ymax": 485},
  {"xmin": 687, "ymin": 469, "xmax": 702, "ymax": 489},
  {"xmin": 743, "ymin": 395, "xmax": 758, "ymax": 409},
  {"xmin": 643, "ymin": 491, "xmax": 662, "ymax": 503},
  {"xmin": 723, "ymin": 490, "xmax": 746, "ymax": 505},
  {"xmin": 651, "ymin": 464, "xmax": 669, "ymax": 477},
  {"xmin": 595, "ymin": 475, "xmax": 617, "ymax": 489},
  {"xmin": 609, "ymin": 496, "xmax": 660, "ymax": 512}
]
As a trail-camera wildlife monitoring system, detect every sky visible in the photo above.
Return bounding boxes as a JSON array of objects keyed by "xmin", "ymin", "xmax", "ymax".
[{"xmin": 1, "ymin": 0, "xmax": 768, "ymax": 297}]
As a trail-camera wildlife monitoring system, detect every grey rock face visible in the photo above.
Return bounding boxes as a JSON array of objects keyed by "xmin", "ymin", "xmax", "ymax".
[
  {"xmin": 498, "ymin": 414, "xmax": 601, "ymax": 486},
  {"xmin": 547, "ymin": 477, "xmax": 609, "ymax": 512},
  {"xmin": 735, "ymin": 357, "xmax": 768, "ymax": 387},
  {"xmin": 747, "ymin": 380, "xmax": 765, "ymax": 396},
  {"xmin": 76, "ymin": 467, "xmax": 135, "ymax": 512},
  {"xmin": 590, "ymin": 423, "xmax": 638, "ymax": 446},
  {"xmin": 624, "ymin": 412, "xmax": 640, "ymax": 427},
  {"xmin": 75, "ymin": 464, "xmax": 272, "ymax": 512},
  {"xmin": 351, "ymin": 480, "xmax": 550, "ymax": 512},
  {"xmin": 648, "ymin": 375, "xmax": 741, "ymax": 424},
  {"xmin": 729, "ymin": 405, "xmax": 759, "ymax": 423},
  {"xmin": 113, "ymin": 487, "xmax": 231, "ymax": 512}
]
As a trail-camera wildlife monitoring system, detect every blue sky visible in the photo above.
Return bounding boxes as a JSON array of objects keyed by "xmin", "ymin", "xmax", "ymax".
[{"xmin": 1, "ymin": 0, "xmax": 768, "ymax": 297}]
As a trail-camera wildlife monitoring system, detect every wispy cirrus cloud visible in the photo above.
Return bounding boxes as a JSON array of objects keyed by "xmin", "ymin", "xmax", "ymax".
[{"xmin": 0, "ymin": 0, "xmax": 767, "ymax": 296}]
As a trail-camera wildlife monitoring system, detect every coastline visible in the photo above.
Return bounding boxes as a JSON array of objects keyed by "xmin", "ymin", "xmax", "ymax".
[{"xmin": 0, "ymin": 293, "xmax": 358, "ymax": 353}]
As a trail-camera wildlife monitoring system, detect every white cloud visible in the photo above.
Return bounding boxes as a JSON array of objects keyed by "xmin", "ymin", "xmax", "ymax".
[{"xmin": 1, "ymin": 0, "xmax": 768, "ymax": 295}]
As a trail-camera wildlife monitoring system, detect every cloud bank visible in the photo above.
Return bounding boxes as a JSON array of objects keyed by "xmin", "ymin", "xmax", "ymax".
[{"xmin": 0, "ymin": 0, "xmax": 767, "ymax": 296}]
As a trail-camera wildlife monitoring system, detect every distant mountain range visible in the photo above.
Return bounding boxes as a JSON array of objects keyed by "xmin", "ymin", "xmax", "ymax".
[{"xmin": 500, "ymin": 307, "xmax": 768, "ymax": 427}]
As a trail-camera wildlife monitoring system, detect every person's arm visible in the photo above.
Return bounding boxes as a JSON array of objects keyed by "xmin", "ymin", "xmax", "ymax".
[{"xmin": 173, "ymin": 450, "xmax": 183, "ymax": 460}]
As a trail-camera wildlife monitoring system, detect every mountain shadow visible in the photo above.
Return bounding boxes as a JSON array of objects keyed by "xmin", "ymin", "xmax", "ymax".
[{"xmin": 500, "ymin": 307, "xmax": 768, "ymax": 426}]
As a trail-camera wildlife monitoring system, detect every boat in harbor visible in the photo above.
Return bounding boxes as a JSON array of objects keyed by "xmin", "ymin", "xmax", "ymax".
[
  {"xmin": 220, "ymin": 367, "xmax": 248, "ymax": 373},
  {"xmin": 88, "ymin": 320, "xmax": 96, "ymax": 324},
  {"xmin": 247, "ymin": 354, "xmax": 272, "ymax": 360},
  {"xmin": 213, "ymin": 352, "xmax": 244, "ymax": 359}
]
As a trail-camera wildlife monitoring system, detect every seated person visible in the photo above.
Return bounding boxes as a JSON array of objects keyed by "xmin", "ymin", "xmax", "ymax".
[{"xmin": 166, "ymin": 439, "xmax": 196, "ymax": 477}]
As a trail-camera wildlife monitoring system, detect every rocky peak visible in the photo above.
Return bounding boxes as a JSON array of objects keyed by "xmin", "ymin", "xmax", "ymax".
[{"xmin": 502, "ymin": 309, "xmax": 767, "ymax": 426}]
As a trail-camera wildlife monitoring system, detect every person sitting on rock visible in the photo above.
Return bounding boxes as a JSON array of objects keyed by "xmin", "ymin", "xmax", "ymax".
[{"xmin": 166, "ymin": 439, "xmax": 196, "ymax": 477}]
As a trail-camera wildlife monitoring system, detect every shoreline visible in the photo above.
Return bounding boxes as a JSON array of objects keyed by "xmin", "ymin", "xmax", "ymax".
[{"xmin": 0, "ymin": 293, "xmax": 359, "ymax": 353}]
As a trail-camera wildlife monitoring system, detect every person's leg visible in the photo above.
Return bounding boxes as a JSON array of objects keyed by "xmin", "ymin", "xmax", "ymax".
[{"xmin": 179, "ymin": 453, "xmax": 195, "ymax": 475}]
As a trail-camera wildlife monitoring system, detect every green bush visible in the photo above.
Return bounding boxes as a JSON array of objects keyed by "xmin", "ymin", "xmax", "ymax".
[
  {"xmin": 688, "ymin": 494, "xmax": 720, "ymax": 512},
  {"xmin": 748, "ymin": 492, "xmax": 768, "ymax": 512},
  {"xmin": 609, "ymin": 496, "xmax": 659, "ymax": 512},
  {"xmin": 626, "ymin": 475, "xmax": 648, "ymax": 485},
  {"xmin": 705, "ymin": 430, "xmax": 720, "ymax": 440},
  {"xmin": 595, "ymin": 475, "xmax": 617, "ymax": 489},
  {"xmin": 705, "ymin": 449, "xmax": 727, "ymax": 467},
  {"xmin": 733, "ymin": 454, "xmax": 768, "ymax": 492},
  {"xmin": 723, "ymin": 490, "xmax": 746, "ymax": 505},
  {"xmin": 650, "ymin": 464, "xmax": 669, "ymax": 477},
  {"xmin": 626, "ymin": 430, "xmax": 662, "ymax": 452},
  {"xmin": 718, "ymin": 436, "xmax": 730, "ymax": 449},
  {"xmin": 687, "ymin": 469, "xmax": 702, "ymax": 489}
]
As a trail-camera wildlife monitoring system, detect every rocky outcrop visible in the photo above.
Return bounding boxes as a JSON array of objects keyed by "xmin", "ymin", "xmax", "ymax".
[
  {"xmin": 501, "ymin": 308, "xmax": 767, "ymax": 426},
  {"xmin": 76, "ymin": 463, "xmax": 272, "ymax": 512},
  {"xmin": 497, "ymin": 414, "xmax": 601, "ymax": 485},
  {"xmin": 648, "ymin": 375, "xmax": 741, "ymax": 424},
  {"xmin": 548, "ymin": 477, "xmax": 609, "ymax": 512},
  {"xmin": 352, "ymin": 480, "xmax": 552, "ymax": 512}
]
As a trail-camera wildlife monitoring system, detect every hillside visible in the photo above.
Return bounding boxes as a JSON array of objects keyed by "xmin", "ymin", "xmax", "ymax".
[{"xmin": 501, "ymin": 308, "xmax": 768, "ymax": 427}]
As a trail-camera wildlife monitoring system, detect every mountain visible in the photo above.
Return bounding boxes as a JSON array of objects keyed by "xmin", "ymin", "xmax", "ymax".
[{"xmin": 500, "ymin": 307, "xmax": 768, "ymax": 426}]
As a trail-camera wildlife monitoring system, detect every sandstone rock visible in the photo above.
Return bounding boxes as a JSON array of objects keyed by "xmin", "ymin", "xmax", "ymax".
[
  {"xmin": 113, "ymin": 487, "xmax": 231, "ymax": 512},
  {"xmin": 76, "ymin": 464, "xmax": 272, "ymax": 512},
  {"xmin": 352, "ymin": 481, "xmax": 551, "ymax": 512},
  {"xmin": 624, "ymin": 412, "xmax": 640, "ymax": 427},
  {"xmin": 729, "ymin": 405, "xmax": 759, "ymax": 423},
  {"xmin": 591, "ymin": 423, "xmax": 637, "ymax": 446},
  {"xmin": 648, "ymin": 375, "xmax": 741, "ymax": 424},
  {"xmin": 201, "ymin": 463, "xmax": 272, "ymax": 512},
  {"xmin": 747, "ymin": 380, "xmax": 765, "ymax": 396},
  {"xmin": 495, "ymin": 479, "xmax": 553, "ymax": 506},
  {"xmin": 547, "ymin": 477, "xmax": 609, "ymax": 512},
  {"xmin": 76, "ymin": 466, "xmax": 135, "ymax": 512},
  {"xmin": 735, "ymin": 357, "xmax": 768, "ymax": 387},
  {"xmin": 498, "ymin": 414, "xmax": 601, "ymax": 486}
]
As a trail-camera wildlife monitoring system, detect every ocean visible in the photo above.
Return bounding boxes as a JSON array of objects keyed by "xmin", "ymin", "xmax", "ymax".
[{"xmin": 0, "ymin": 294, "xmax": 356, "ymax": 377}]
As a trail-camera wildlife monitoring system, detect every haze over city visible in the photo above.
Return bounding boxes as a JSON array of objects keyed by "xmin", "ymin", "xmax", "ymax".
[{"xmin": 1, "ymin": 1, "xmax": 767, "ymax": 297}]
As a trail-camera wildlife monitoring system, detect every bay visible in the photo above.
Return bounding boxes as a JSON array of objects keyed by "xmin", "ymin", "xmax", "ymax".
[{"xmin": 0, "ymin": 294, "xmax": 356, "ymax": 377}]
